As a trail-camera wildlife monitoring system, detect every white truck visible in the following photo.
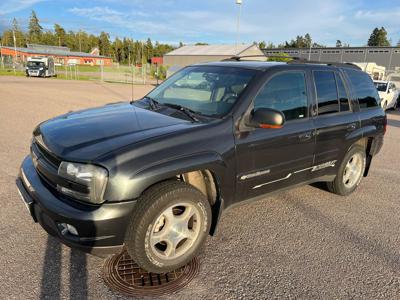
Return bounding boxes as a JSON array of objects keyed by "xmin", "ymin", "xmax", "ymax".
[
  {"xmin": 26, "ymin": 56, "xmax": 56, "ymax": 77},
  {"xmin": 374, "ymin": 80, "xmax": 400, "ymax": 110}
]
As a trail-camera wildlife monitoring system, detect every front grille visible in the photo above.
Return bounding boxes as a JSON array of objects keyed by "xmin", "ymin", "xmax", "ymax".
[
  {"xmin": 31, "ymin": 142, "xmax": 59, "ymax": 191},
  {"xmin": 33, "ymin": 140, "xmax": 61, "ymax": 168},
  {"xmin": 31, "ymin": 140, "xmax": 88, "ymax": 198}
]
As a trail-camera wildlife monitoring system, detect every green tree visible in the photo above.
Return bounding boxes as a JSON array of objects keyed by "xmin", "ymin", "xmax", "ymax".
[
  {"xmin": 336, "ymin": 40, "xmax": 342, "ymax": 47},
  {"xmin": 40, "ymin": 30, "xmax": 56, "ymax": 45},
  {"xmin": 368, "ymin": 27, "xmax": 391, "ymax": 46},
  {"xmin": 98, "ymin": 32, "xmax": 111, "ymax": 56},
  {"xmin": 266, "ymin": 52, "xmax": 292, "ymax": 62},
  {"xmin": 145, "ymin": 38, "xmax": 153, "ymax": 60},
  {"xmin": 304, "ymin": 33, "xmax": 312, "ymax": 48},
  {"xmin": 28, "ymin": 10, "xmax": 42, "ymax": 44},
  {"xmin": 54, "ymin": 24, "xmax": 66, "ymax": 46},
  {"xmin": 283, "ymin": 33, "xmax": 324, "ymax": 48},
  {"xmin": 1, "ymin": 30, "xmax": 14, "ymax": 46},
  {"xmin": 258, "ymin": 41, "xmax": 266, "ymax": 49},
  {"xmin": 112, "ymin": 37, "xmax": 124, "ymax": 63}
]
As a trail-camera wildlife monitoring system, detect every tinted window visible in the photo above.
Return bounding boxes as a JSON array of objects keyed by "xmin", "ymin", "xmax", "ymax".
[
  {"xmin": 147, "ymin": 66, "xmax": 257, "ymax": 117},
  {"xmin": 314, "ymin": 71, "xmax": 339, "ymax": 115},
  {"xmin": 336, "ymin": 73, "xmax": 350, "ymax": 112},
  {"xmin": 374, "ymin": 82, "xmax": 387, "ymax": 92},
  {"xmin": 254, "ymin": 72, "xmax": 308, "ymax": 121},
  {"xmin": 345, "ymin": 69, "xmax": 379, "ymax": 109}
]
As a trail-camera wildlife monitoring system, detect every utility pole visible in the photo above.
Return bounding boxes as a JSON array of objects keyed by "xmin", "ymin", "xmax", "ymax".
[
  {"xmin": 235, "ymin": 0, "xmax": 243, "ymax": 53},
  {"xmin": 12, "ymin": 29, "xmax": 17, "ymax": 74},
  {"xmin": 0, "ymin": 39, "xmax": 3, "ymax": 69},
  {"xmin": 78, "ymin": 30, "xmax": 82, "ymax": 52},
  {"xmin": 308, "ymin": 39, "xmax": 312, "ymax": 61}
]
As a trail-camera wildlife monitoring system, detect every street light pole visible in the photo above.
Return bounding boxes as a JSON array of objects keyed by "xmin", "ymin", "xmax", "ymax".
[
  {"xmin": 235, "ymin": 0, "xmax": 242, "ymax": 53},
  {"xmin": 12, "ymin": 29, "xmax": 17, "ymax": 74}
]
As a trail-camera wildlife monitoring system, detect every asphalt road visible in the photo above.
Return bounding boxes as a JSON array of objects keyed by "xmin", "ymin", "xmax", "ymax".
[{"xmin": 1, "ymin": 76, "xmax": 400, "ymax": 299}]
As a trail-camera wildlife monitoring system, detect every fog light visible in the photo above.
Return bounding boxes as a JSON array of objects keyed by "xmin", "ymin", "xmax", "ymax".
[{"xmin": 59, "ymin": 223, "xmax": 79, "ymax": 236}]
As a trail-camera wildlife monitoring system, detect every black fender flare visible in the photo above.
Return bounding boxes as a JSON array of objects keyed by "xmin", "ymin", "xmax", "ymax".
[{"xmin": 121, "ymin": 151, "xmax": 228, "ymax": 200}]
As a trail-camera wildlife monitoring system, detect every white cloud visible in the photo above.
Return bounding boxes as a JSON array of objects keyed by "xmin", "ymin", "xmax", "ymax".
[
  {"xmin": 0, "ymin": 0, "xmax": 46, "ymax": 16},
  {"xmin": 68, "ymin": 1, "xmax": 400, "ymax": 46}
]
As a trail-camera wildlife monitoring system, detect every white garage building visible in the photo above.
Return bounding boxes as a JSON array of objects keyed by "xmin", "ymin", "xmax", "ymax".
[{"xmin": 164, "ymin": 44, "xmax": 265, "ymax": 70}]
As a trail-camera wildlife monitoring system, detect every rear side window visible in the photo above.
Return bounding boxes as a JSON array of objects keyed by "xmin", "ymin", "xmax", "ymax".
[
  {"xmin": 254, "ymin": 72, "xmax": 308, "ymax": 121},
  {"xmin": 314, "ymin": 71, "xmax": 339, "ymax": 114},
  {"xmin": 336, "ymin": 73, "xmax": 350, "ymax": 112},
  {"xmin": 345, "ymin": 69, "xmax": 379, "ymax": 109}
]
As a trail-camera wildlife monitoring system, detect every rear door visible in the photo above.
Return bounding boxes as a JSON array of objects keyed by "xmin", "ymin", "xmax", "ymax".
[
  {"xmin": 235, "ymin": 69, "xmax": 316, "ymax": 200},
  {"xmin": 311, "ymin": 69, "xmax": 360, "ymax": 178}
]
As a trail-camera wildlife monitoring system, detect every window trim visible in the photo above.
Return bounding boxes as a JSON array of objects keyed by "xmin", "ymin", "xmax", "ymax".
[{"xmin": 249, "ymin": 70, "xmax": 311, "ymax": 124}]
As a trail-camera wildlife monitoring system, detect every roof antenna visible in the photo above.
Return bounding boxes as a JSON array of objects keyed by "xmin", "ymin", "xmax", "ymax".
[{"xmin": 131, "ymin": 64, "xmax": 134, "ymax": 102}]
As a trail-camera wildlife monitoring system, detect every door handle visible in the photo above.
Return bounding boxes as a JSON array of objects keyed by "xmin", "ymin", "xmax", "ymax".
[
  {"xmin": 347, "ymin": 123, "xmax": 357, "ymax": 131},
  {"xmin": 298, "ymin": 131, "xmax": 312, "ymax": 141}
]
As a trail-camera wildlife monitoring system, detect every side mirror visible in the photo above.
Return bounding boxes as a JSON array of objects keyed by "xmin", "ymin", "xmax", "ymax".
[
  {"xmin": 388, "ymin": 89, "xmax": 391, "ymax": 94},
  {"xmin": 249, "ymin": 108, "xmax": 285, "ymax": 129}
]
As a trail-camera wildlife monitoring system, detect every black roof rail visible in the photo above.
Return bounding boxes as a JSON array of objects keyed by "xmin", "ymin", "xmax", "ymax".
[
  {"xmin": 221, "ymin": 55, "xmax": 362, "ymax": 70},
  {"xmin": 221, "ymin": 55, "xmax": 298, "ymax": 61},
  {"xmin": 287, "ymin": 59, "xmax": 362, "ymax": 70}
]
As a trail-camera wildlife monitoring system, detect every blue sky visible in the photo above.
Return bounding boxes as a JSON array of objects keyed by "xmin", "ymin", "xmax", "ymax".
[{"xmin": 1, "ymin": 0, "xmax": 400, "ymax": 46}]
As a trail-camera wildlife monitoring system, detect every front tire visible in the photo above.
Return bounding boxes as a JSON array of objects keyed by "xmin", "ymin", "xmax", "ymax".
[
  {"xmin": 327, "ymin": 145, "xmax": 366, "ymax": 196},
  {"xmin": 125, "ymin": 180, "xmax": 211, "ymax": 273}
]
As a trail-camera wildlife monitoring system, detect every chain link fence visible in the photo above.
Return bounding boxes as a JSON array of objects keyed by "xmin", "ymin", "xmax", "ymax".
[{"xmin": 0, "ymin": 57, "xmax": 164, "ymax": 84}]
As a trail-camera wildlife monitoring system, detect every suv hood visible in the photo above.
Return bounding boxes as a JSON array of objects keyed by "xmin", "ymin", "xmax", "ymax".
[{"xmin": 35, "ymin": 102, "xmax": 190, "ymax": 161}]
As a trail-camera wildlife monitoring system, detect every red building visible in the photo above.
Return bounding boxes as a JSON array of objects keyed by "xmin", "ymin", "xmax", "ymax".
[{"xmin": 0, "ymin": 44, "xmax": 113, "ymax": 66}]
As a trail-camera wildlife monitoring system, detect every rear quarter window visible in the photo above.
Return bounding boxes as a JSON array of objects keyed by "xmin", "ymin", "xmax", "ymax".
[{"xmin": 344, "ymin": 69, "xmax": 380, "ymax": 109}]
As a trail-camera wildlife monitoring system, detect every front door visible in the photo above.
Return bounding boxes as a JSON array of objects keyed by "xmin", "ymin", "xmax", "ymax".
[{"xmin": 235, "ymin": 70, "xmax": 316, "ymax": 201}]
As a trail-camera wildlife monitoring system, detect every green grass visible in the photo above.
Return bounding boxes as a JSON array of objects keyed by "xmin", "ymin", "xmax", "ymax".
[
  {"xmin": 55, "ymin": 65, "xmax": 136, "ymax": 73},
  {"xmin": 0, "ymin": 69, "xmax": 25, "ymax": 76}
]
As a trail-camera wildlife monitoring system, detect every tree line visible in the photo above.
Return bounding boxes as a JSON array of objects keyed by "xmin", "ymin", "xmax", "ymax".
[
  {"xmin": 258, "ymin": 27, "xmax": 393, "ymax": 49},
  {"xmin": 0, "ymin": 11, "xmax": 175, "ymax": 65},
  {"xmin": 1, "ymin": 10, "xmax": 396, "ymax": 63}
]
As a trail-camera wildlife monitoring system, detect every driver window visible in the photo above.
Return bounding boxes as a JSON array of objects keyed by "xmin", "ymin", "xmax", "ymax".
[{"xmin": 254, "ymin": 72, "xmax": 308, "ymax": 121}]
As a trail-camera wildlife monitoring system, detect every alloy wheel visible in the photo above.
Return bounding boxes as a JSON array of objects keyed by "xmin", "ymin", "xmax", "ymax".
[
  {"xmin": 149, "ymin": 203, "xmax": 202, "ymax": 260},
  {"xmin": 342, "ymin": 153, "xmax": 364, "ymax": 188}
]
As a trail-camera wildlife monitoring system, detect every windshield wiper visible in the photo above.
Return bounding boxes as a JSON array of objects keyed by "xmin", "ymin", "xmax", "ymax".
[
  {"xmin": 162, "ymin": 103, "xmax": 200, "ymax": 122},
  {"xmin": 140, "ymin": 96, "xmax": 160, "ymax": 110}
]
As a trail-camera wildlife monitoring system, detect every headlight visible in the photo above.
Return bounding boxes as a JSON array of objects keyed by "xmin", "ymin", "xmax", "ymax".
[
  {"xmin": 39, "ymin": 67, "xmax": 44, "ymax": 70},
  {"xmin": 58, "ymin": 161, "xmax": 108, "ymax": 204}
]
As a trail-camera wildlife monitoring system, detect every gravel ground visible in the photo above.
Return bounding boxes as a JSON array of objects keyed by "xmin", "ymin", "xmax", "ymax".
[{"xmin": 1, "ymin": 76, "xmax": 400, "ymax": 299}]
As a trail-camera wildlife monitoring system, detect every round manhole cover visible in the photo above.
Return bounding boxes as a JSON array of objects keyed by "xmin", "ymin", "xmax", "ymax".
[{"xmin": 102, "ymin": 248, "xmax": 200, "ymax": 297}]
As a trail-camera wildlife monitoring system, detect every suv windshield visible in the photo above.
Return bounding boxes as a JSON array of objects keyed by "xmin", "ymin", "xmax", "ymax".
[
  {"xmin": 374, "ymin": 82, "xmax": 387, "ymax": 92},
  {"xmin": 146, "ymin": 66, "xmax": 257, "ymax": 117}
]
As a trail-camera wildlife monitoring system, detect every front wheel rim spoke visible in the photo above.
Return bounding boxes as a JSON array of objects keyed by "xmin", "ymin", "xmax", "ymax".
[
  {"xmin": 151, "ymin": 230, "xmax": 167, "ymax": 245},
  {"xmin": 178, "ymin": 206, "xmax": 195, "ymax": 223},
  {"xmin": 165, "ymin": 240, "xmax": 177, "ymax": 257}
]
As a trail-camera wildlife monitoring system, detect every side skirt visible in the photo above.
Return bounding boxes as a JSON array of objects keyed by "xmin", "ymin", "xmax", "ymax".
[{"xmin": 210, "ymin": 174, "xmax": 335, "ymax": 235}]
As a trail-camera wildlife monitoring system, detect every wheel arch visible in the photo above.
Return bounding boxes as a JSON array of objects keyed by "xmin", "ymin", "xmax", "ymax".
[
  {"xmin": 351, "ymin": 136, "xmax": 377, "ymax": 177},
  {"xmin": 121, "ymin": 152, "xmax": 229, "ymax": 235}
]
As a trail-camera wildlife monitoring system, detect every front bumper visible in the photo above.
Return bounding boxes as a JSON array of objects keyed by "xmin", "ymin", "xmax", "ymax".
[{"xmin": 16, "ymin": 156, "xmax": 137, "ymax": 257}]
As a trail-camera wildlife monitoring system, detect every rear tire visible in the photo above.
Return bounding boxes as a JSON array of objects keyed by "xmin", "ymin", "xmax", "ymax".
[
  {"xmin": 327, "ymin": 145, "xmax": 366, "ymax": 196},
  {"xmin": 125, "ymin": 180, "xmax": 211, "ymax": 273}
]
